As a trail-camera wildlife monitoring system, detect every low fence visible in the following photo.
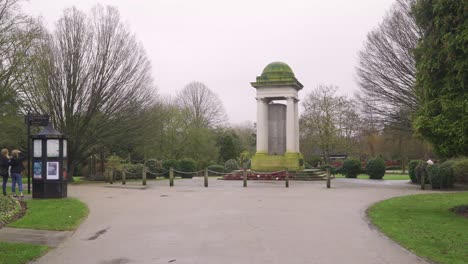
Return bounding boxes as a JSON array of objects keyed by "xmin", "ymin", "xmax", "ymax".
[{"xmin": 105, "ymin": 167, "xmax": 333, "ymax": 189}]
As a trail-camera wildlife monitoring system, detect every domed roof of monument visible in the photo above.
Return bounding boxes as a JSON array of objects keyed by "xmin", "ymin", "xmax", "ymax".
[
  {"xmin": 251, "ymin": 61, "xmax": 303, "ymax": 90},
  {"xmin": 261, "ymin": 61, "xmax": 295, "ymax": 79}
]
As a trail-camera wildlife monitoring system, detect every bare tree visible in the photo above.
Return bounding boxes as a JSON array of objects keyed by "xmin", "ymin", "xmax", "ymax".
[
  {"xmin": 356, "ymin": 0, "xmax": 421, "ymax": 130},
  {"xmin": 177, "ymin": 81, "xmax": 227, "ymax": 128},
  {"xmin": 301, "ymin": 85, "xmax": 360, "ymax": 163},
  {"xmin": 16, "ymin": 5, "xmax": 155, "ymax": 179},
  {"xmin": 0, "ymin": 0, "xmax": 40, "ymax": 99}
]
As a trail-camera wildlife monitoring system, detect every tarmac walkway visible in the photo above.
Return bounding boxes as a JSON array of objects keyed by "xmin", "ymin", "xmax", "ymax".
[{"xmin": 32, "ymin": 178, "xmax": 433, "ymax": 264}]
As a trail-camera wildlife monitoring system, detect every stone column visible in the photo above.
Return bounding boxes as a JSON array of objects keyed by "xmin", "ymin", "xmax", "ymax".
[
  {"xmin": 256, "ymin": 98, "xmax": 269, "ymax": 153},
  {"xmin": 286, "ymin": 97, "xmax": 296, "ymax": 152},
  {"xmin": 295, "ymin": 99, "xmax": 300, "ymax": 152}
]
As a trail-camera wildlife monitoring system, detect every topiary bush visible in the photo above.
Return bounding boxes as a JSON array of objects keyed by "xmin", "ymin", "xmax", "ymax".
[
  {"xmin": 415, "ymin": 162, "xmax": 429, "ymax": 184},
  {"xmin": 453, "ymin": 158, "xmax": 468, "ymax": 184},
  {"xmin": 122, "ymin": 163, "xmax": 145, "ymax": 179},
  {"xmin": 144, "ymin": 159, "xmax": 162, "ymax": 179},
  {"xmin": 341, "ymin": 158, "xmax": 361, "ymax": 178},
  {"xmin": 428, "ymin": 160, "xmax": 456, "ymax": 189},
  {"xmin": 408, "ymin": 160, "xmax": 423, "ymax": 183},
  {"xmin": 224, "ymin": 159, "xmax": 240, "ymax": 173},
  {"xmin": 162, "ymin": 159, "xmax": 179, "ymax": 178},
  {"xmin": 207, "ymin": 164, "xmax": 224, "ymax": 173},
  {"xmin": 178, "ymin": 158, "xmax": 197, "ymax": 178},
  {"xmin": 366, "ymin": 158, "xmax": 385, "ymax": 180}
]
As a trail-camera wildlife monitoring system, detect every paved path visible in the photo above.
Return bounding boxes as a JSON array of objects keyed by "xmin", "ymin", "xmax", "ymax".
[{"xmin": 33, "ymin": 179, "xmax": 431, "ymax": 264}]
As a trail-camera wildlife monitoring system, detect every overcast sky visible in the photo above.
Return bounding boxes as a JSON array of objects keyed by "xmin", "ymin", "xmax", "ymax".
[{"xmin": 22, "ymin": 0, "xmax": 394, "ymax": 124}]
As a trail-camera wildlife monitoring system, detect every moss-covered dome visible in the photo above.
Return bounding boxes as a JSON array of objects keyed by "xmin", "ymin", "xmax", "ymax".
[
  {"xmin": 251, "ymin": 61, "xmax": 303, "ymax": 90},
  {"xmin": 260, "ymin": 61, "xmax": 295, "ymax": 79}
]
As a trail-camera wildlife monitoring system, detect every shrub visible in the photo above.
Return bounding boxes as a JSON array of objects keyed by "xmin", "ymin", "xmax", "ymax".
[
  {"xmin": 453, "ymin": 158, "xmax": 468, "ymax": 184},
  {"xmin": 224, "ymin": 159, "xmax": 239, "ymax": 173},
  {"xmin": 122, "ymin": 163, "xmax": 145, "ymax": 179},
  {"xmin": 429, "ymin": 160, "xmax": 456, "ymax": 189},
  {"xmin": 341, "ymin": 158, "xmax": 361, "ymax": 178},
  {"xmin": 178, "ymin": 158, "xmax": 197, "ymax": 178},
  {"xmin": 207, "ymin": 165, "xmax": 224, "ymax": 173},
  {"xmin": 162, "ymin": 159, "xmax": 179, "ymax": 178},
  {"xmin": 366, "ymin": 158, "xmax": 385, "ymax": 180},
  {"xmin": 415, "ymin": 162, "xmax": 429, "ymax": 184},
  {"xmin": 242, "ymin": 159, "xmax": 251, "ymax": 169},
  {"xmin": 304, "ymin": 161, "xmax": 313, "ymax": 169},
  {"xmin": 144, "ymin": 159, "xmax": 162, "ymax": 179},
  {"xmin": 319, "ymin": 164, "xmax": 338, "ymax": 175},
  {"xmin": 408, "ymin": 160, "xmax": 423, "ymax": 183}
]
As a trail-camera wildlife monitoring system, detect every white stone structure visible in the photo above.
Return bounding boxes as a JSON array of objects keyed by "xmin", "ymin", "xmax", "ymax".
[{"xmin": 251, "ymin": 62, "xmax": 304, "ymax": 171}]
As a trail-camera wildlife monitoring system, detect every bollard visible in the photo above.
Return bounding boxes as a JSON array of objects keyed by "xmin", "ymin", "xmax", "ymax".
[
  {"xmin": 142, "ymin": 167, "xmax": 147, "ymax": 186},
  {"xmin": 243, "ymin": 168, "xmax": 247, "ymax": 187},
  {"xmin": 204, "ymin": 168, "xmax": 208, "ymax": 187},
  {"xmin": 326, "ymin": 168, "xmax": 331, "ymax": 188},
  {"xmin": 285, "ymin": 169, "xmax": 289, "ymax": 188},
  {"xmin": 122, "ymin": 170, "xmax": 126, "ymax": 185},
  {"xmin": 110, "ymin": 168, "xmax": 114, "ymax": 184},
  {"xmin": 169, "ymin": 167, "xmax": 174, "ymax": 187}
]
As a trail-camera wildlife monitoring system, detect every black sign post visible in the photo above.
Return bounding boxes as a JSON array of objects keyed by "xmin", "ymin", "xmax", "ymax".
[{"xmin": 25, "ymin": 113, "xmax": 49, "ymax": 194}]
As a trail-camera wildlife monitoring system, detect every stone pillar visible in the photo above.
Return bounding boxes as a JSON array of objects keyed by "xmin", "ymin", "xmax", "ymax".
[
  {"xmin": 295, "ymin": 99, "xmax": 300, "ymax": 152},
  {"xmin": 286, "ymin": 97, "xmax": 296, "ymax": 152},
  {"xmin": 256, "ymin": 98, "xmax": 269, "ymax": 153}
]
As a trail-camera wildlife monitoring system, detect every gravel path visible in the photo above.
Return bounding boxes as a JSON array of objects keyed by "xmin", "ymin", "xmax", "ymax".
[{"xmin": 33, "ymin": 178, "xmax": 430, "ymax": 264}]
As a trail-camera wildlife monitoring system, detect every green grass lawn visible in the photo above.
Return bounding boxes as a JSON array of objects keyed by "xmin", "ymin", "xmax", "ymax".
[
  {"xmin": 335, "ymin": 173, "xmax": 410, "ymax": 180},
  {"xmin": 368, "ymin": 192, "xmax": 468, "ymax": 264},
  {"xmin": 0, "ymin": 242, "xmax": 49, "ymax": 264},
  {"xmin": 8, "ymin": 198, "xmax": 88, "ymax": 231}
]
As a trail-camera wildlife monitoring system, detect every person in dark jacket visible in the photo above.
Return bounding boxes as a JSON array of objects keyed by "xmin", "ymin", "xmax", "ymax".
[
  {"xmin": 0, "ymin": 148, "xmax": 10, "ymax": 196},
  {"xmin": 10, "ymin": 149, "xmax": 25, "ymax": 198}
]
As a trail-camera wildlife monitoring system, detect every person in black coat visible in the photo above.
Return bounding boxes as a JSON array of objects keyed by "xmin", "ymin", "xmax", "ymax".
[
  {"xmin": 0, "ymin": 149, "xmax": 10, "ymax": 196},
  {"xmin": 10, "ymin": 149, "xmax": 25, "ymax": 198}
]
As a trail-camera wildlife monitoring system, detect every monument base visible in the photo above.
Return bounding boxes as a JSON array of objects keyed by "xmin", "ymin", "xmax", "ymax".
[{"xmin": 251, "ymin": 152, "xmax": 304, "ymax": 171}]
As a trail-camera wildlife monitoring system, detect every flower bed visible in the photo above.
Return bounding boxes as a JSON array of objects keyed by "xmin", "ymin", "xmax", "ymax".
[{"xmin": 0, "ymin": 196, "xmax": 26, "ymax": 228}]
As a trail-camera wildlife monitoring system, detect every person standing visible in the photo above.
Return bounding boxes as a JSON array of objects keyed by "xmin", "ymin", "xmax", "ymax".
[
  {"xmin": 0, "ymin": 149, "xmax": 10, "ymax": 196},
  {"xmin": 10, "ymin": 150, "xmax": 25, "ymax": 198}
]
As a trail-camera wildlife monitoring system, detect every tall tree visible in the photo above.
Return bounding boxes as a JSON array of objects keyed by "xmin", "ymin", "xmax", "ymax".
[
  {"xmin": 301, "ymin": 85, "xmax": 360, "ymax": 163},
  {"xmin": 17, "ymin": 6, "xmax": 155, "ymax": 178},
  {"xmin": 412, "ymin": 0, "xmax": 468, "ymax": 157},
  {"xmin": 177, "ymin": 82, "xmax": 227, "ymax": 128},
  {"xmin": 356, "ymin": 0, "xmax": 422, "ymax": 129}
]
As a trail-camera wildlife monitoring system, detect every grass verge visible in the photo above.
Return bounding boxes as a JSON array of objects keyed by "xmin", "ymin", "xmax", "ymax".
[
  {"xmin": 0, "ymin": 242, "xmax": 49, "ymax": 264},
  {"xmin": 8, "ymin": 198, "xmax": 88, "ymax": 231},
  {"xmin": 368, "ymin": 192, "xmax": 468, "ymax": 264},
  {"xmin": 335, "ymin": 173, "xmax": 410, "ymax": 180}
]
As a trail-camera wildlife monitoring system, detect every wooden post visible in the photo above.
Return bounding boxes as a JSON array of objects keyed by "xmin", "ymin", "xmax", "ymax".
[
  {"xmin": 142, "ymin": 167, "xmax": 147, "ymax": 186},
  {"xmin": 326, "ymin": 168, "xmax": 331, "ymax": 188},
  {"xmin": 243, "ymin": 168, "xmax": 247, "ymax": 187},
  {"xmin": 169, "ymin": 167, "xmax": 174, "ymax": 187},
  {"xmin": 122, "ymin": 170, "xmax": 126, "ymax": 185},
  {"xmin": 204, "ymin": 168, "xmax": 208, "ymax": 187},
  {"xmin": 421, "ymin": 171, "xmax": 425, "ymax": 190},
  {"xmin": 285, "ymin": 169, "xmax": 289, "ymax": 188},
  {"xmin": 110, "ymin": 168, "xmax": 114, "ymax": 184}
]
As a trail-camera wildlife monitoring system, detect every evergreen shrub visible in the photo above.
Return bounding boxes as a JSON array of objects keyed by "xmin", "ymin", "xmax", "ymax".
[
  {"xmin": 341, "ymin": 158, "xmax": 361, "ymax": 178},
  {"xmin": 366, "ymin": 158, "xmax": 385, "ymax": 179}
]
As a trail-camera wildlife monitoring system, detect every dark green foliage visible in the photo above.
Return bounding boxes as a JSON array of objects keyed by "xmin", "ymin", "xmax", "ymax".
[
  {"xmin": 224, "ymin": 159, "xmax": 239, "ymax": 173},
  {"xmin": 319, "ymin": 165, "xmax": 338, "ymax": 175},
  {"xmin": 415, "ymin": 162, "xmax": 429, "ymax": 184},
  {"xmin": 178, "ymin": 158, "xmax": 197, "ymax": 178},
  {"xmin": 162, "ymin": 159, "xmax": 179, "ymax": 171},
  {"xmin": 144, "ymin": 159, "xmax": 162, "ymax": 179},
  {"xmin": 408, "ymin": 160, "xmax": 423, "ymax": 183},
  {"xmin": 217, "ymin": 133, "xmax": 241, "ymax": 163},
  {"xmin": 207, "ymin": 165, "xmax": 224, "ymax": 173},
  {"xmin": 341, "ymin": 159, "xmax": 361, "ymax": 178},
  {"xmin": 429, "ymin": 160, "xmax": 456, "ymax": 188},
  {"xmin": 366, "ymin": 158, "xmax": 386, "ymax": 179},
  {"xmin": 412, "ymin": 0, "xmax": 468, "ymax": 157},
  {"xmin": 307, "ymin": 156, "xmax": 322, "ymax": 167},
  {"xmin": 242, "ymin": 159, "xmax": 251, "ymax": 169},
  {"xmin": 453, "ymin": 158, "xmax": 468, "ymax": 184}
]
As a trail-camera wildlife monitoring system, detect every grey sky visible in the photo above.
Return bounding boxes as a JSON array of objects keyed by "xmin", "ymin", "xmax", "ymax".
[{"xmin": 22, "ymin": 0, "xmax": 394, "ymax": 124}]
